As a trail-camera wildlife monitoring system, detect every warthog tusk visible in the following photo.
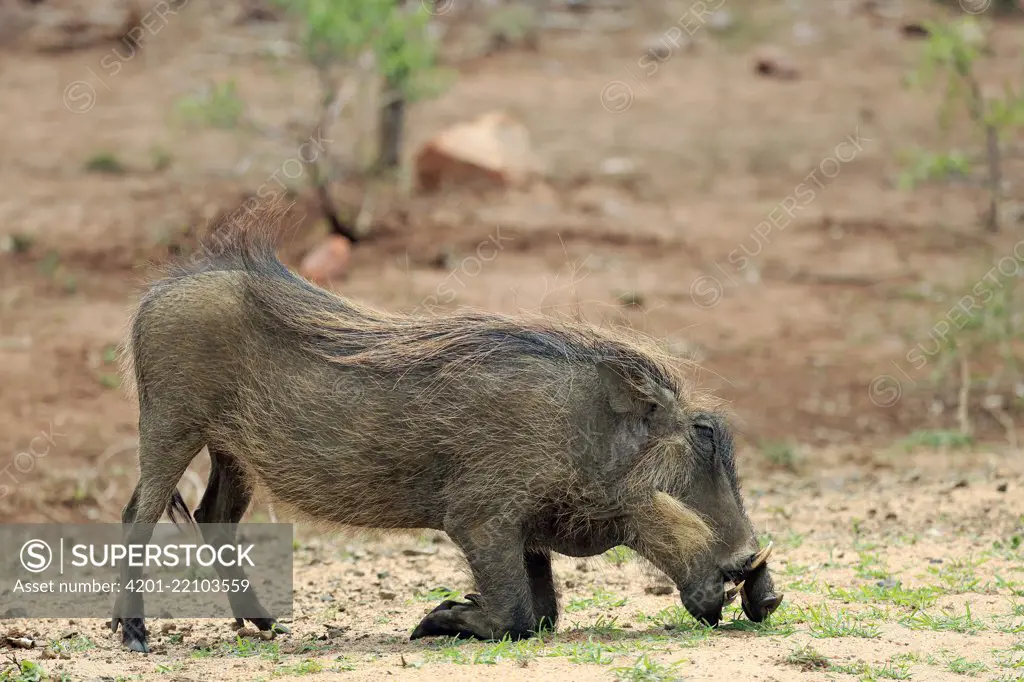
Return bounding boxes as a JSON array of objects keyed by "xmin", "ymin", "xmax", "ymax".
[
  {"xmin": 724, "ymin": 580, "xmax": 745, "ymax": 604},
  {"xmin": 749, "ymin": 540, "xmax": 773, "ymax": 571}
]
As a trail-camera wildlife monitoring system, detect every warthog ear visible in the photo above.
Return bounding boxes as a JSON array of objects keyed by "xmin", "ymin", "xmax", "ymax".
[{"xmin": 597, "ymin": 362, "xmax": 677, "ymax": 416}]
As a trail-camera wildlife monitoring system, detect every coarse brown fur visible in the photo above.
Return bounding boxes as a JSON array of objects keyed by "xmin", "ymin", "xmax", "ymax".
[{"xmin": 111, "ymin": 200, "xmax": 781, "ymax": 652}]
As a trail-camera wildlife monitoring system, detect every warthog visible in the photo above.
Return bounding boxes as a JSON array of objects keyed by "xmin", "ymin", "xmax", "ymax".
[{"xmin": 112, "ymin": 204, "xmax": 782, "ymax": 652}]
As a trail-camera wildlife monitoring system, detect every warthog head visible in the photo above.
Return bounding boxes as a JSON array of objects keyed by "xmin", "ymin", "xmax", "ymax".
[
  {"xmin": 602, "ymin": 360, "xmax": 784, "ymax": 628},
  {"xmin": 672, "ymin": 412, "xmax": 783, "ymax": 626}
]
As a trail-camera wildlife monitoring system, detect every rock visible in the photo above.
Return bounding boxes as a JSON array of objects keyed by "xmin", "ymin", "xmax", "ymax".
[
  {"xmin": 323, "ymin": 625, "xmax": 349, "ymax": 640},
  {"xmin": 997, "ymin": 482, "xmax": 1009, "ymax": 492},
  {"xmin": 378, "ymin": 590, "xmax": 397, "ymax": 600},
  {"xmin": 708, "ymin": 9, "xmax": 734, "ymax": 32},
  {"xmin": 191, "ymin": 637, "xmax": 213, "ymax": 650},
  {"xmin": 298, "ymin": 234, "xmax": 352, "ymax": 284},
  {"xmin": 792, "ymin": 21, "xmax": 819, "ymax": 44},
  {"xmin": 414, "ymin": 111, "xmax": 542, "ymax": 193},
  {"xmin": 641, "ymin": 32, "xmax": 690, "ymax": 59},
  {"xmin": 983, "ymin": 394, "xmax": 1004, "ymax": 410},
  {"xmin": 3, "ymin": 0, "xmax": 181, "ymax": 53},
  {"xmin": 320, "ymin": 593, "xmax": 336, "ymax": 602},
  {"xmin": 234, "ymin": 0, "xmax": 280, "ymax": 23},
  {"xmin": 599, "ymin": 157, "xmax": 636, "ymax": 178},
  {"xmin": 901, "ymin": 23, "xmax": 929, "ymax": 38},
  {"xmin": 753, "ymin": 46, "xmax": 800, "ymax": 80},
  {"xmin": 6, "ymin": 636, "xmax": 35, "ymax": 649}
]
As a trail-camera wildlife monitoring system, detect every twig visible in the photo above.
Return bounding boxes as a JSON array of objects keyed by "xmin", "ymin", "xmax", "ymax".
[
  {"xmin": 957, "ymin": 354, "xmax": 971, "ymax": 436},
  {"xmin": 983, "ymin": 402, "xmax": 1017, "ymax": 449},
  {"xmin": 306, "ymin": 71, "xmax": 362, "ymax": 243},
  {"xmin": 965, "ymin": 73, "xmax": 1002, "ymax": 232}
]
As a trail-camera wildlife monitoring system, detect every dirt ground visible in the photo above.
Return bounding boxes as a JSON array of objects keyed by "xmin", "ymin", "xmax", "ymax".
[{"xmin": 1, "ymin": 1, "xmax": 1023, "ymax": 680}]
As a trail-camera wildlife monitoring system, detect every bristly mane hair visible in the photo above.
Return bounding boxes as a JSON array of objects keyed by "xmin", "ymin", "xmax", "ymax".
[{"xmin": 148, "ymin": 198, "xmax": 722, "ymax": 412}]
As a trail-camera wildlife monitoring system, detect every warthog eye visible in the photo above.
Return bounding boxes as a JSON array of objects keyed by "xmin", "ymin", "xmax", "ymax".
[{"xmin": 694, "ymin": 423, "xmax": 714, "ymax": 441}]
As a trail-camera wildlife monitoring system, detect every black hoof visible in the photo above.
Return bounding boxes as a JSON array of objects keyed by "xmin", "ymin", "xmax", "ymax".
[
  {"xmin": 249, "ymin": 618, "xmax": 289, "ymax": 634},
  {"xmin": 410, "ymin": 604, "xmax": 480, "ymax": 641},
  {"xmin": 426, "ymin": 599, "xmax": 464, "ymax": 615},
  {"xmin": 124, "ymin": 636, "xmax": 149, "ymax": 653},
  {"xmin": 118, "ymin": 618, "xmax": 149, "ymax": 653}
]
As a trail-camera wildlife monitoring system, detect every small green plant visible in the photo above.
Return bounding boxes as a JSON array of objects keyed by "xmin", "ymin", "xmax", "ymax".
[
  {"xmin": 274, "ymin": 659, "xmax": 324, "ymax": 676},
  {"xmin": 761, "ymin": 441, "xmax": 798, "ymax": 471},
  {"xmin": 566, "ymin": 587, "xmax": 628, "ymax": 613},
  {"xmin": 604, "ymin": 546, "xmax": 636, "ymax": 566},
  {"xmin": 902, "ymin": 16, "xmax": 1024, "ymax": 231},
  {"xmin": 853, "ymin": 551, "xmax": 890, "ymax": 581},
  {"xmin": 900, "ymin": 429, "xmax": 974, "ymax": 451},
  {"xmin": 275, "ymin": 0, "xmax": 450, "ymax": 171},
  {"xmin": 0, "ymin": 660, "xmax": 61, "ymax": 682},
  {"xmin": 945, "ymin": 654, "xmax": 988, "ymax": 676},
  {"xmin": 173, "ymin": 80, "xmax": 246, "ymax": 129},
  {"xmin": 567, "ymin": 641, "xmax": 616, "ymax": 665},
  {"xmin": 803, "ymin": 604, "xmax": 880, "ymax": 639},
  {"xmin": 828, "ymin": 582, "xmax": 939, "ymax": 610},
  {"xmin": 414, "ymin": 586, "xmax": 462, "ymax": 602},
  {"xmin": 785, "ymin": 644, "xmax": 831, "ymax": 671},
  {"xmin": 612, "ymin": 654, "xmax": 684, "ymax": 682},
  {"xmin": 830, "ymin": 660, "xmax": 912, "ymax": 680},
  {"xmin": 48, "ymin": 634, "xmax": 96, "ymax": 655},
  {"xmin": 154, "ymin": 661, "xmax": 185, "ymax": 674},
  {"xmin": 150, "ymin": 146, "xmax": 173, "ymax": 171},
  {"xmin": 900, "ymin": 603, "xmax": 986, "ymax": 634},
  {"xmin": 425, "ymin": 634, "xmax": 543, "ymax": 665},
  {"xmin": 635, "ymin": 605, "xmax": 716, "ymax": 641},
  {"xmin": 928, "ymin": 556, "xmax": 986, "ymax": 593},
  {"xmin": 84, "ymin": 152, "xmax": 127, "ymax": 175},
  {"xmin": 897, "ymin": 148, "xmax": 971, "ymax": 188},
  {"xmin": 487, "ymin": 5, "xmax": 540, "ymax": 52}
]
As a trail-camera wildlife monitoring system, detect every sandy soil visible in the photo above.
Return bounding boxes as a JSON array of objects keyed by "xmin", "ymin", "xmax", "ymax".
[{"xmin": 1, "ymin": 0, "xmax": 1023, "ymax": 680}]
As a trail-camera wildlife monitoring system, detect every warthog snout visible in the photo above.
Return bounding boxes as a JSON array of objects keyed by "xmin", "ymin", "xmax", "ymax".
[
  {"xmin": 679, "ymin": 541, "xmax": 783, "ymax": 626},
  {"xmin": 740, "ymin": 561, "xmax": 783, "ymax": 622},
  {"xmin": 739, "ymin": 541, "xmax": 784, "ymax": 622}
]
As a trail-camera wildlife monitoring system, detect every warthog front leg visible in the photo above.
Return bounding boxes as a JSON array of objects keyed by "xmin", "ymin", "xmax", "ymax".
[
  {"xmin": 525, "ymin": 550, "xmax": 558, "ymax": 631},
  {"xmin": 411, "ymin": 516, "xmax": 537, "ymax": 641}
]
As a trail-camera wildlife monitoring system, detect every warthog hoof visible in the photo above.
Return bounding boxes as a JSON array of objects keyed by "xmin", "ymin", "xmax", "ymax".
[
  {"xmin": 111, "ymin": 617, "xmax": 149, "ymax": 653},
  {"xmin": 410, "ymin": 593, "xmax": 495, "ymax": 640},
  {"xmin": 234, "ymin": 617, "xmax": 290, "ymax": 634}
]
